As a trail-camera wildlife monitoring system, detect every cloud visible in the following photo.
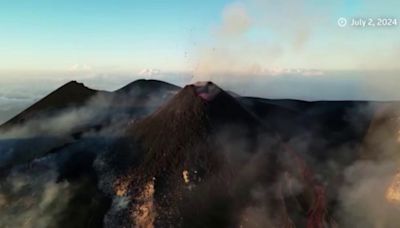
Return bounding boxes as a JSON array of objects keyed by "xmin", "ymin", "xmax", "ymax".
[
  {"xmin": 69, "ymin": 64, "xmax": 93, "ymax": 72},
  {"xmin": 251, "ymin": 67, "xmax": 325, "ymax": 77},
  {"xmin": 0, "ymin": 94, "xmax": 111, "ymax": 139},
  {"xmin": 329, "ymin": 104, "xmax": 400, "ymax": 227},
  {"xmin": 216, "ymin": 2, "xmax": 251, "ymax": 37},
  {"xmin": 0, "ymin": 83, "xmax": 51, "ymax": 125},
  {"xmin": 138, "ymin": 68, "xmax": 162, "ymax": 77},
  {"xmin": 192, "ymin": 0, "xmax": 329, "ymax": 80},
  {"xmin": 338, "ymin": 160, "xmax": 400, "ymax": 227},
  {"xmin": 0, "ymin": 165, "xmax": 72, "ymax": 228}
]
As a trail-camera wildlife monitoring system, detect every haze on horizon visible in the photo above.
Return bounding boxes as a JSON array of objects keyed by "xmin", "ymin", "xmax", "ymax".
[{"xmin": 0, "ymin": 0, "xmax": 399, "ymax": 123}]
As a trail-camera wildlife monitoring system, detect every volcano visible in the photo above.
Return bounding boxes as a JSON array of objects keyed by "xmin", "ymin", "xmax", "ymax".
[
  {"xmin": 106, "ymin": 82, "xmax": 331, "ymax": 227},
  {"xmin": 1, "ymin": 81, "xmax": 101, "ymax": 129},
  {"xmin": 0, "ymin": 79, "xmax": 399, "ymax": 228}
]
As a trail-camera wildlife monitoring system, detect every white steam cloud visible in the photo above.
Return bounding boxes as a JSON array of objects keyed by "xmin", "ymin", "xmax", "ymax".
[{"xmin": 192, "ymin": 0, "xmax": 330, "ymax": 80}]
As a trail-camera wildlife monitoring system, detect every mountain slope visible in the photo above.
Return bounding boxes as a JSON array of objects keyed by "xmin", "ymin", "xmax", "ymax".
[
  {"xmin": 107, "ymin": 82, "xmax": 330, "ymax": 227},
  {"xmin": 109, "ymin": 79, "xmax": 181, "ymax": 114},
  {"xmin": 115, "ymin": 79, "xmax": 180, "ymax": 94},
  {"xmin": 3, "ymin": 79, "xmax": 400, "ymax": 227},
  {"xmin": 0, "ymin": 81, "xmax": 101, "ymax": 129}
]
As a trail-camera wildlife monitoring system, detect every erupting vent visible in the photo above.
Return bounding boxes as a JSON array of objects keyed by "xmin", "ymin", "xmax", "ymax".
[{"xmin": 192, "ymin": 81, "xmax": 221, "ymax": 101}]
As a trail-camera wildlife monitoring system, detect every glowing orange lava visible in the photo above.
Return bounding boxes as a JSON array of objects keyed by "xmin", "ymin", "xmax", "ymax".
[
  {"xmin": 132, "ymin": 180, "xmax": 156, "ymax": 228},
  {"xmin": 114, "ymin": 179, "xmax": 130, "ymax": 197},
  {"xmin": 397, "ymin": 129, "xmax": 400, "ymax": 143},
  {"xmin": 386, "ymin": 172, "xmax": 400, "ymax": 204},
  {"xmin": 182, "ymin": 170, "xmax": 190, "ymax": 184}
]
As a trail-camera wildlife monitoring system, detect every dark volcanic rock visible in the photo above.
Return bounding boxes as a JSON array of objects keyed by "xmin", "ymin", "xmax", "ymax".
[
  {"xmin": 108, "ymin": 82, "xmax": 330, "ymax": 227},
  {"xmin": 1, "ymin": 79, "xmax": 399, "ymax": 228},
  {"xmin": 1, "ymin": 81, "xmax": 101, "ymax": 129}
]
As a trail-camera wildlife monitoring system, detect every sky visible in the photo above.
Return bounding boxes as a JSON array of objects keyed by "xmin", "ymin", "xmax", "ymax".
[
  {"xmin": 0, "ymin": 0, "xmax": 400, "ymax": 123},
  {"xmin": 0, "ymin": 0, "xmax": 399, "ymax": 73},
  {"xmin": 0, "ymin": 0, "xmax": 229, "ymax": 72}
]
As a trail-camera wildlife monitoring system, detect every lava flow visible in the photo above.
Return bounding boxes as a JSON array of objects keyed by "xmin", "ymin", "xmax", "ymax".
[{"xmin": 386, "ymin": 171, "xmax": 400, "ymax": 204}]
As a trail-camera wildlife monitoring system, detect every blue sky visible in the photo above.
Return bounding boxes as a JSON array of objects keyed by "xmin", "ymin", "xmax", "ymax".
[
  {"xmin": 0, "ymin": 0, "xmax": 230, "ymax": 72},
  {"xmin": 0, "ymin": 0, "xmax": 399, "ymax": 74}
]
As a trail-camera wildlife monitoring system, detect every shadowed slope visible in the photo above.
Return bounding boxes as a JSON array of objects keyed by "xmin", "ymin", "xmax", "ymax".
[
  {"xmin": 116, "ymin": 79, "xmax": 180, "ymax": 94},
  {"xmin": 109, "ymin": 82, "xmax": 330, "ymax": 228},
  {"xmin": 128, "ymin": 83, "xmax": 263, "ymax": 181},
  {"xmin": 3, "ymin": 79, "xmax": 394, "ymax": 227},
  {"xmin": 110, "ymin": 79, "xmax": 181, "ymax": 112},
  {"xmin": 0, "ymin": 81, "xmax": 101, "ymax": 129}
]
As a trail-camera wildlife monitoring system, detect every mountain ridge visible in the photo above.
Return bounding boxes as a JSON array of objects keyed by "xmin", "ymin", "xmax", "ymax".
[{"xmin": 1, "ymin": 79, "xmax": 399, "ymax": 227}]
